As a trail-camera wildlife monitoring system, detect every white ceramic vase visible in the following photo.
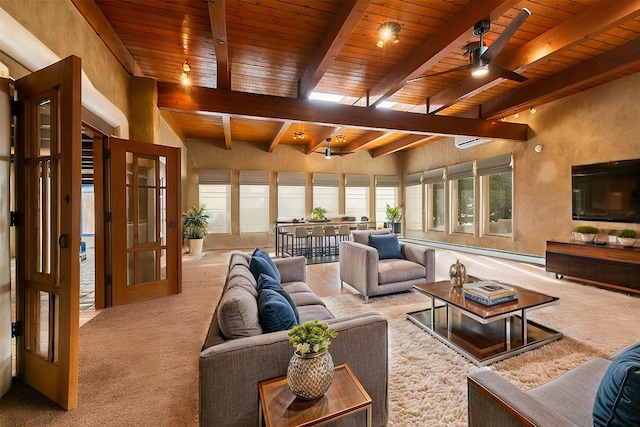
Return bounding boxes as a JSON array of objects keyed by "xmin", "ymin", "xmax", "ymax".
[{"xmin": 618, "ymin": 237, "xmax": 637, "ymax": 248}]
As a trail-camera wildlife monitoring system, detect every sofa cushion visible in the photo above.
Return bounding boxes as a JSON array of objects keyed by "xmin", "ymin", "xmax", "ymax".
[
  {"xmin": 257, "ymin": 273, "xmax": 299, "ymax": 323},
  {"xmin": 217, "ymin": 286, "xmax": 262, "ymax": 339},
  {"xmin": 297, "ymin": 304, "xmax": 334, "ymax": 323},
  {"xmin": 257, "ymin": 288, "xmax": 298, "ymax": 333},
  {"xmin": 378, "ymin": 259, "xmax": 425, "ymax": 284},
  {"xmin": 249, "ymin": 248, "xmax": 281, "ymax": 283},
  {"xmin": 369, "ymin": 234, "xmax": 404, "ymax": 260},
  {"xmin": 593, "ymin": 342, "xmax": 640, "ymax": 426}
]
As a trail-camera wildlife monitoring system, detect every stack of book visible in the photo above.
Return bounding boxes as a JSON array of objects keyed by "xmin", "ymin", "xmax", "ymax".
[{"xmin": 463, "ymin": 281, "xmax": 518, "ymax": 306}]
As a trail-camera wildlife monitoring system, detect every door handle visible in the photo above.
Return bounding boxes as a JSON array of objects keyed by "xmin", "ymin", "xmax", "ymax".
[{"xmin": 58, "ymin": 234, "xmax": 68, "ymax": 248}]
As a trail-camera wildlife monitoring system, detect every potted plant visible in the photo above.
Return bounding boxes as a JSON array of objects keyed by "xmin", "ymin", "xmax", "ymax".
[
  {"xmin": 182, "ymin": 205, "xmax": 209, "ymax": 254},
  {"xmin": 287, "ymin": 320, "xmax": 338, "ymax": 400},
  {"xmin": 310, "ymin": 206, "xmax": 329, "ymax": 222},
  {"xmin": 386, "ymin": 204, "xmax": 403, "ymax": 234},
  {"xmin": 617, "ymin": 229, "xmax": 638, "ymax": 248},
  {"xmin": 573, "ymin": 225, "xmax": 599, "ymax": 243}
]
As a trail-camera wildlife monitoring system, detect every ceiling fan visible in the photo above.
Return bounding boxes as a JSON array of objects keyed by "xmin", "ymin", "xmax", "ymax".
[
  {"xmin": 408, "ymin": 8, "xmax": 531, "ymax": 83},
  {"xmin": 315, "ymin": 137, "xmax": 354, "ymax": 158}
]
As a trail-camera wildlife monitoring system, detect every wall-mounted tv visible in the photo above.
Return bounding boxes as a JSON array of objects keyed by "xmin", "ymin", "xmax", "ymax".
[{"xmin": 572, "ymin": 159, "xmax": 640, "ymax": 223}]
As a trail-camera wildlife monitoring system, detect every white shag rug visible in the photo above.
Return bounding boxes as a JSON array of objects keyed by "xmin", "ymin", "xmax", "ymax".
[{"xmin": 321, "ymin": 250, "xmax": 640, "ymax": 426}]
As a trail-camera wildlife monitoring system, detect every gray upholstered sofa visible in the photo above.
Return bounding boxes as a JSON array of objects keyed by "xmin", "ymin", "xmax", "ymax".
[
  {"xmin": 200, "ymin": 251, "xmax": 389, "ymax": 426},
  {"xmin": 467, "ymin": 341, "xmax": 640, "ymax": 426},
  {"xmin": 339, "ymin": 229, "xmax": 435, "ymax": 303}
]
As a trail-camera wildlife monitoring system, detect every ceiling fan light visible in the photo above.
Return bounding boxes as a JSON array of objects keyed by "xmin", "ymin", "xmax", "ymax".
[
  {"xmin": 471, "ymin": 66, "xmax": 489, "ymax": 77},
  {"xmin": 393, "ymin": 35, "xmax": 400, "ymax": 44},
  {"xmin": 376, "ymin": 39, "xmax": 384, "ymax": 48},
  {"xmin": 375, "ymin": 22, "xmax": 401, "ymax": 47}
]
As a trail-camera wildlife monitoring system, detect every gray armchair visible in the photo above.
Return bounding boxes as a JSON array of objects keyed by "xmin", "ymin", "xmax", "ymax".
[
  {"xmin": 467, "ymin": 341, "xmax": 640, "ymax": 427},
  {"xmin": 339, "ymin": 229, "xmax": 435, "ymax": 303}
]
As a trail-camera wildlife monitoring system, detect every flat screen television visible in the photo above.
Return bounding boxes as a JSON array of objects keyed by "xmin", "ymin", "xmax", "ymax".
[{"xmin": 572, "ymin": 159, "xmax": 640, "ymax": 223}]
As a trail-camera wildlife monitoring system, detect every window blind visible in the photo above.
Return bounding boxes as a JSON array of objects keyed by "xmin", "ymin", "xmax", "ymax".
[
  {"xmin": 422, "ymin": 168, "xmax": 445, "ymax": 184},
  {"xmin": 477, "ymin": 153, "xmax": 513, "ymax": 176},
  {"xmin": 278, "ymin": 171, "xmax": 306, "ymax": 186},
  {"xmin": 375, "ymin": 175, "xmax": 399, "ymax": 187},
  {"xmin": 239, "ymin": 170, "xmax": 269, "ymax": 185},
  {"xmin": 199, "ymin": 168, "xmax": 230, "ymax": 184},
  {"xmin": 447, "ymin": 162, "xmax": 475, "ymax": 180},
  {"xmin": 404, "ymin": 172, "xmax": 422, "ymax": 186},
  {"xmin": 345, "ymin": 174, "xmax": 370, "ymax": 187},
  {"xmin": 313, "ymin": 173, "xmax": 339, "ymax": 187}
]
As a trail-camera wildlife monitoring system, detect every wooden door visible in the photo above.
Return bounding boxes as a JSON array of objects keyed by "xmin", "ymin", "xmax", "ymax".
[
  {"xmin": 15, "ymin": 56, "xmax": 81, "ymax": 410},
  {"xmin": 108, "ymin": 137, "xmax": 181, "ymax": 305}
]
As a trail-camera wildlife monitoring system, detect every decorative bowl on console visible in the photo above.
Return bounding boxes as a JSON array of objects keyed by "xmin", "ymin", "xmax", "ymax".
[
  {"xmin": 617, "ymin": 229, "xmax": 638, "ymax": 248},
  {"xmin": 573, "ymin": 225, "xmax": 599, "ymax": 242}
]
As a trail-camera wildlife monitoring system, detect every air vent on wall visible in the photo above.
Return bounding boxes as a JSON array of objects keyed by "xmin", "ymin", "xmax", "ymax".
[{"xmin": 454, "ymin": 136, "xmax": 492, "ymax": 149}]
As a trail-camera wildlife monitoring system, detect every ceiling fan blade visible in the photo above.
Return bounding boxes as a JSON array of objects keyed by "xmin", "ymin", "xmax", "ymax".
[
  {"xmin": 489, "ymin": 63, "xmax": 528, "ymax": 82},
  {"xmin": 407, "ymin": 64, "xmax": 472, "ymax": 83},
  {"xmin": 482, "ymin": 8, "xmax": 531, "ymax": 62}
]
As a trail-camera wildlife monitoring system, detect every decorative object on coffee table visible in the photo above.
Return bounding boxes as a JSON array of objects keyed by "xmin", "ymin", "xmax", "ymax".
[
  {"xmin": 449, "ymin": 259, "xmax": 467, "ymax": 287},
  {"xmin": 617, "ymin": 229, "xmax": 638, "ymax": 248},
  {"xmin": 287, "ymin": 320, "xmax": 338, "ymax": 400}
]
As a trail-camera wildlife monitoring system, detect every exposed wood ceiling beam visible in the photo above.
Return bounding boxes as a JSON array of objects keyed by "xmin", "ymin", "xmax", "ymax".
[
  {"xmin": 427, "ymin": 0, "xmax": 640, "ymax": 114},
  {"xmin": 71, "ymin": 0, "xmax": 143, "ymax": 76},
  {"xmin": 305, "ymin": 127, "xmax": 342, "ymax": 154},
  {"xmin": 481, "ymin": 37, "xmax": 640, "ymax": 119},
  {"xmin": 371, "ymin": 135, "xmax": 440, "ymax": 158},
  {"xmin": 157, "ymin": 82, "xmax": 529, "ymax": 142},
  {"xmin": 221, "ymin": 113, "xmax": 231, "ymax": 149},
  {"xmin": 367, "ymin": 0, "xmax": 518, "ymax": 107},
  {"xmin": 208, "ymin": 0, "xmax": 230, "ymax": 90},
  {"xmin": 298, "ymin": 0, "xmax": 370, "ymax": 99},
  {"xmin": 268, "ymin": 121, "xmax": 291, "ymax": 152},
  {"xmin": 342, "ymin": 131, "xmax": 389, "ymax": 152}
]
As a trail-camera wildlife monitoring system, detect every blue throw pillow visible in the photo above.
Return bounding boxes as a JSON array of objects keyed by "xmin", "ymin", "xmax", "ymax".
[
  {"xmin": 257, "ymin": 288, "xmax": 298, "ymax": 333},
  {"xmin": 250, "ymin": 249, "xmax": 281, "ymax": 283},
  {"xmin": 369, "ymin": 234, "xmax": 404, "ymax": 260},
  {"xmin": 257, "ymin": 273, "xmax": 299, "ymax": 323},
  {"xmin": 593, "ymin": 342, "xmax": 640, "ymax": 426}
]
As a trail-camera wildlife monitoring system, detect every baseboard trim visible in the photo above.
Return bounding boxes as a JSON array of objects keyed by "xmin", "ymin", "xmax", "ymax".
[{"xmin": 401, "ymin": 238, "xmax": 545, "ymax": 266}]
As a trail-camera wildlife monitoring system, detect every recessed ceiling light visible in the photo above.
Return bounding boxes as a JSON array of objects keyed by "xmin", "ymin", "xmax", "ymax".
[{"xmin": 309, "ymin": 92, "xmax": 344, "ymax": 103}]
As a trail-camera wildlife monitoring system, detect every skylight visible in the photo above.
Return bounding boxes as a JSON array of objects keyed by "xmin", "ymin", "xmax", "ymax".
[
  {"xmin": 376, "ymin": 101, "xmax": 396, "ymax": 109},
  {"xmin": 309, "ymin": 92, "xmax": 344, "ymax": 103}
]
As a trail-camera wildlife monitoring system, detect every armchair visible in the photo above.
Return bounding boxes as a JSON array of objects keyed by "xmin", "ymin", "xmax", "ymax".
[{"xmin": 339, "ymin": 229, "xmax": 435, "ymax": 303}]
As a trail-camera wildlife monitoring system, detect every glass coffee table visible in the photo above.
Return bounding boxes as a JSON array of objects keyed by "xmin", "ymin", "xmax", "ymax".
[{"xmin": 407, "ymin": 280, "xmax": 562, "ymax": 366}]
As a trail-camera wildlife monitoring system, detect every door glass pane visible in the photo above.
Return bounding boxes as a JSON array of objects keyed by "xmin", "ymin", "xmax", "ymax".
[
  {"xmin": 138, "ymin": 187, "xmax": 156, "ymax": 244},
  {"xmin": 139, "ymin": 251, "xmax": 157, "ymax": 284},
  {"xmin": 127, "ymin": 252, "xmax": 134, "ymax": 286},
  {"xmin": 38, "ymin": 99, "xmax": 51, "ymax": 156},
  {"xmin": 36, "ymin": 291, "xmax": 49, "ymax": 358},
  {"xmin": 430, "ymin": 182, "xmax": 445, "ymax": 232},
  {"xmin": 160, "ymin": 188, "xmax": 166, "ymax": 246},
  {"xmin": 37, "ymin": 159, "xmax": 52, "ymax": 274},
  {"xmin": 53, "ymin": 294, "xmax": 59, "ymax": 363},
  {"xmin": 160, "ymin": 249, "xmax": 167, "ymax": 281}
]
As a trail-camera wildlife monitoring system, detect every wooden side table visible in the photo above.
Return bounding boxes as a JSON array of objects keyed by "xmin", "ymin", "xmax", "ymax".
[{"xmin": 258, "ymin": 363, "xmax": 372, "ymax": 427}]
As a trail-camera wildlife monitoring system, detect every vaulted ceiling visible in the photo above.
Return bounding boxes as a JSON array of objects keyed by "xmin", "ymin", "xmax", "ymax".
[{"xmin": 74, "ymin": 0, "xmax": 640, "ymax": 157}]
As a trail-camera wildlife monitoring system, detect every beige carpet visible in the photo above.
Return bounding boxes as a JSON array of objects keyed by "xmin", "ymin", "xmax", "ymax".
[{"xmin": 1, "ymin": 248, "xmax": 639, "ymax": 426}]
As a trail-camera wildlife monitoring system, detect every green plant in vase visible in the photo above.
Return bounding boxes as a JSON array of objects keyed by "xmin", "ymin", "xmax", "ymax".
[
  {"xmin": 311, "ymin": 206, "xmax": 328, "ymax": 222},
  {"xmin": 617, "ymin": 229, "xmax": 638, "ymax": 248},
  {"xmin": 573, "ymin": 225, "xmax": 599, "ymax": 243},
  {"xmin": 386, "ymin": 204, "xmax": 403, "ymax": 234},
  {"xmin": 182, "ymin": 205, "xmax": 210, "ymax": 254}
]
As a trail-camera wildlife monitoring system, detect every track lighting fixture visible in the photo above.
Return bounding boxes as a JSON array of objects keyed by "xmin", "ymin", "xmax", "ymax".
[
  {"xmin": 181, "ymin": 58, "xmax": 191, "ymax": 86},
  {"xmin": 376, "ymin": 22, "xmax": 401, "ymax": 48},
  {"xmin": 325, "ymin": 137, "xmax": 332, "ymax": 159},
  {"xmin": 514, "ymin": 110, "xmax": 519, "ymax": 119},
  {"xmin": 293, "ymin": 131, "xmax": 305, "ymax": 140},
  {"xmin": 530, "ymin": 106, "xmax": 537, "ymax": 114}
]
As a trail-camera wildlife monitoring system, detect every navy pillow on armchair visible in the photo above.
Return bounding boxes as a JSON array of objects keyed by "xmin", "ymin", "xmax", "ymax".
[{"xmin": 368, "ymin": 233, "xmax": 404, "ymax": 260}]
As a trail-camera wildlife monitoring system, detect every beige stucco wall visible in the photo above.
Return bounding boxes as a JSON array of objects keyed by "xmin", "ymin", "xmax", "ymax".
[
  {"xmin": 402, "ymin": 72, "xmax": 640, "ymax": 257},
  {"xmin": 0, "ymin": 0, "xmax": 130, "ymax": 119},
  {"xmin": 158, "ymin": 115, "xmax": 188, "ymax": 211}
]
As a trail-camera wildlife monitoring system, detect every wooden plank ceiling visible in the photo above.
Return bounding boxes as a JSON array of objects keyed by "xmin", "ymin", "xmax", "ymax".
[{"xmin": 78, "ymin": 0, "xmax": 640, "ymax": 156}]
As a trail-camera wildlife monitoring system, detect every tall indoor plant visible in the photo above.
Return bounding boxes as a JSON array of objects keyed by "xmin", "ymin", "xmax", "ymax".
[
  {"xmin": 182, "ymin": 206, "xmax": 210, "ymax": 254},
  {"xmin": 386, "ymin": 204, "xmax": 403, "ymax": 234}
]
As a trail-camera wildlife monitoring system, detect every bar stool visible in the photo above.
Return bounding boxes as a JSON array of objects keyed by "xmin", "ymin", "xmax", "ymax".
[
  {"xmin": 293, "ymin": 227, "xmax": 310, "ymax": 257},
  {"xmin": 311, "ymin": 225, "xmax": 325, "ymax": 256},
  {"xmin": 338, "ymin": 224, "xmax": 351, "ymax": 243},
  {"xmin": 323, "ymin": 225, "xmax": 338, "ymax": 256}
]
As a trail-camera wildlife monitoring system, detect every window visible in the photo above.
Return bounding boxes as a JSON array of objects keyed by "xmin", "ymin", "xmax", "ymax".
[
  {"xmin": 312, "ymin": 173, "xmax": 339, "ymax": 218},
  {"xmin": 239, "ymin": 171, "xmax": 269, "ymax": 233},
  {"xmin": 423, "ymin": 168, "xmax": 445, "ymax": 232},
  {"xmin": 278, "ymin": 172, "xmax": 305, "ymax": 221},
  {"xmin": 404, "ymin": 173, "xmax": 422, "ymax": 231},
  {"xmin": 345, "ymin": 174, "xmax": 370, "ymax": 220},
  {"xmin": 478, "ymin": 153, "xmax": 513, "ymax": 237},
  {"xmin": 198, "ymin": 169, "xmax": 231, "ymax": 234},
  {"xmin": 448, "ymin": 162, "xmax": 475, "ymax": 234},
  {"xmin": 375, "ymin": 175, "xmax": 398, "ymax": 226}
]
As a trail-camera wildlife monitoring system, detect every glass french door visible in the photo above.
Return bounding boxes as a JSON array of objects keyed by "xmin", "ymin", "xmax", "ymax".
[
  {"xmin": 15, "ymin": 56, "xmax": 81, "ymax": 410},
  {"xmin": 107, "ymin": 137, "xmax": 181, "ymax": 305}
]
